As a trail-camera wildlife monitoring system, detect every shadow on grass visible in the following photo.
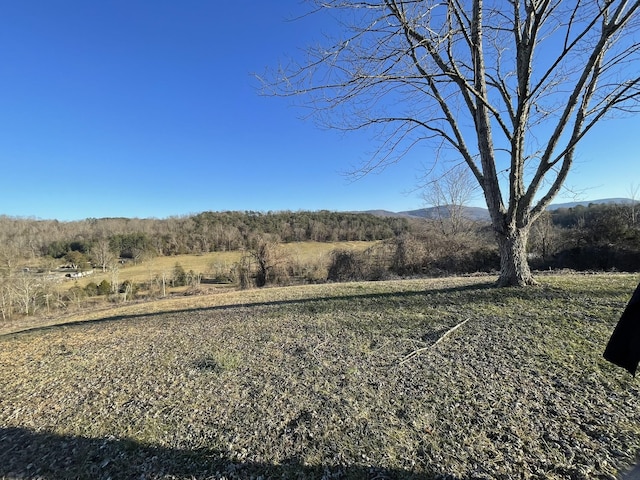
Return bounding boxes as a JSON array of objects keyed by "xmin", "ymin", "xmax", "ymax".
[
  {"xmin": 4, "ymin": 281, "xmax": 499, "ymax": 337},
  {"xmin": 0, "ymin": 426, "xmax": 435, "ymax": 479},
  {"xmin": 7, "ymin": 275, "xmax": 622, "ymax": 338}
]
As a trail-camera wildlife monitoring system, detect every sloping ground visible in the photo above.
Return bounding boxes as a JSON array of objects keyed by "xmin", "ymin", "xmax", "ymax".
[{"xmin": 1, "ymin": 274, "xmax": 639, "ymax": 479}]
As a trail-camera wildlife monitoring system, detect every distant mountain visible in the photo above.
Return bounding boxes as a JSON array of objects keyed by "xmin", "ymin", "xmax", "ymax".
[
  {"xmin": 546, "ymin": 198, "xmax": 636, "ymax": 210},
  {"xmin": 360, "ymin": 206, "xmax": 491, "ymax": 221},
  {"xmin": 362, "ymin": 198, "xmax": 636, "ymax": 221},
  {"xmin": 399, "ymin": 206, "xmax": 491, "ymax": 221},
  {"xmin": 359, "ymin": 209, "xmax": 408, "ymax": 218}
]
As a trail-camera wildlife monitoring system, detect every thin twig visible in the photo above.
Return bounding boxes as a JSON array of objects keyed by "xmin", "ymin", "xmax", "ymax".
[{"xmin": 399, "ymin": 318, "xmax": 470, "ymax": 365}]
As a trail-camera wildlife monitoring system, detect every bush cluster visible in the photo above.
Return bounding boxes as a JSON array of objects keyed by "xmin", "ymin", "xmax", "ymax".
[
  {"xmin": 529, "ymin": 203, "xmax": 640, "ymax": 272},
  {"xmin": 83, "ymin": 280, "xmax": 112, "ymax": 296}
]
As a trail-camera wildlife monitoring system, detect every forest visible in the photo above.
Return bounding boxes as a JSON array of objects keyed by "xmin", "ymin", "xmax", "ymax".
[
  {"xmin": 1, "ymin": 210, "xmax": 409, "ymax": 261},
  {"xmin": 0, "ymin": 203, "xmax": 638, "ymax": 321}
]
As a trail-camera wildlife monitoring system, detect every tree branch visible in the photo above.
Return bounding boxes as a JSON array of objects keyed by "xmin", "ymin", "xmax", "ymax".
[{"xmin": 399, "ymin": 318, "xmax": 470, "ymax": 365}]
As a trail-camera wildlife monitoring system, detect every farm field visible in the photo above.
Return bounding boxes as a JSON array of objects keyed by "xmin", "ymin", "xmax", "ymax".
[
  {"xmin": 1, "ymin": 241, "xmax": 377, "ymax": 337},
  {"xmin": 65, "ymin": 240, "xmax": 375, "ymax": 287},
  {"xmin": 1, "ymin": 274, "xmax": 640, "ymax": 479}
]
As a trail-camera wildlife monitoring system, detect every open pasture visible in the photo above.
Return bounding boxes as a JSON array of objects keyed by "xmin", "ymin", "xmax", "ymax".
[
  {"xmin": 66, "ymin": 241, "xmax": 374, "ymax": 287},
  {"xmin": 1, "ymin": 274, "xmax": 640, "ymax": 479}
]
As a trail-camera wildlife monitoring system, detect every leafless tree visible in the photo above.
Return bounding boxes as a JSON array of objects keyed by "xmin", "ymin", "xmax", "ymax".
[
  {"xmin": 263, "ymin": 0, "xmax": 640, "ymax": 286},
  {"xmin": 0, "ymin": 276, "xmax": 13, "ymax": 321},
  {"xmin": 250, "ymin": 235, "xmax": 288, "ymax": 287},
  {"xmin": 12, "ymin": 273, "xmax": 40, "ymax": 316},
  {"xmin": 421, "ymin": 164, "xmax": 480, "ymax": 238},
  {"xmin": 529, "ymin": 210, "xmax": 557, "ymax": 261},
  {"xmin": 0, "ymin": 244, "xmax": 20, "ymax": 278},
  {"xmin": 161, "ymin": 271, "xmax": 168, "ymax": 297},
  {"xmin": 90, "ymin": 237, "xmax": 116, "ymax": 272},
  {"xmin": 628, "ymin": 183, "xmax": 639, "ymax": 226},
  {"xmin": 110, "ymin": 264, "xmax": 120, "ymax": 295}
]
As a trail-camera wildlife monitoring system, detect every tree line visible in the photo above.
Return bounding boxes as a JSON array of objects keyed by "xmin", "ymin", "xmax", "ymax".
[
  {"xmin": 0, "ymin": 211, "xmax": 408, "ymax": 321},
  {"xmin": 1, "ymin": 204, "xmax": 638, "ymax": 275},
  {"xmin": 0, "ymin": 211, "xmax": 409, "ymax": 265},
  {"xmin": 315, "ymin": 202, "xmax": 640, "ymax": 284},
  {"xmin": 528, "ymin": 203, "xmax": 640, "ymax": 272}
]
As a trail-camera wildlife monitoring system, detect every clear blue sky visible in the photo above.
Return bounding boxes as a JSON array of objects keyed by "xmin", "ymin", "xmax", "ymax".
[{"xmin": 0, "ymin": 1, "xmax": 638, "ymax": 221}]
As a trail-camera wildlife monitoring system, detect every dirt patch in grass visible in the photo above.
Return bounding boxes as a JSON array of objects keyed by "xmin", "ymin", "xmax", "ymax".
[{"xmin": 1, "ymin": 274, "xmax": 640, "ymax": 479}]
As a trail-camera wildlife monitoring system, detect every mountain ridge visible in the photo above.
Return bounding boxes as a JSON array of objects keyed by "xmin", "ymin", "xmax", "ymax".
[{"xmin": 360, "ymin": 198, "xmax": 637, "ymax": 221}]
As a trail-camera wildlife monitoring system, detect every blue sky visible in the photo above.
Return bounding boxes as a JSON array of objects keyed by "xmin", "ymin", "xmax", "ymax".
[{"xmin": 0, "ymin": 1, "xmax": 638, "ymax": 221}]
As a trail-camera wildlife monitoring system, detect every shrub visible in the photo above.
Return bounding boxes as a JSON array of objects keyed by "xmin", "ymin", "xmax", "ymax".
[
  {"xmin": 434, "ymin": 247, "xmax": 500, "ymax": 275},
  {"xmin": 236, "ymin": 255, "xmax": 253, "ymax": 290},
  {"xmin": 97, "ymin": 279, "xmax": 112, "ymax": 295},
  {"xmin": 251, "ymin": 236, "xmax": 290, "ymax": 287},
  {"xmin": 186, "ymin": 269, "xmax": 200, "ymax": 287},
  {"xmin": 64, "ymin": 285, "xmax": 87, "ymax": 305},
  {"xmin": 118, "ymin": 280, "xmax": 138, "ymax": 299},
  {"xmin": 172, "ymin": 263, "xmax": 187, "ymax": 287},
  {"xmin": 549, "ymin": 245, "xmax": 640, "ymax": 272},
  {"xmin": 84, "ymin": 282, "xmax": 98, "ymax": 296},
  {"xmin": 390, "ymin": 234, "xmax": 429, "ymax": 275},
  {"xmin": 327, "ymin": 250, "xmax": 366, "ymax": 282}
]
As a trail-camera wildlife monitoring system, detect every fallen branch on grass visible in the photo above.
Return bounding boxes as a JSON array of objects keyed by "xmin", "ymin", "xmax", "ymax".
[{"xmin": 399, "ymin": 318, "xmax": 470, "ymax": 365}]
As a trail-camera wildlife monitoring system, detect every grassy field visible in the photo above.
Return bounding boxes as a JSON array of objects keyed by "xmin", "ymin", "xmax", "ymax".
[
  {"xmin": 2, "ymin": 273, "xmax": 640, "ymax": 479},
  {"xmin": 66, "ymin": 241, "xmax": 374, "ymax": 288}
]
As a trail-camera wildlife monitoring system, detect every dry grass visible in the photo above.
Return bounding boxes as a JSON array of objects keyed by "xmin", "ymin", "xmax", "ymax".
[
  {"xmin": 0, "ymin": 277, "xmax": 479, "ymax": 338},
  {"xmin": 67, "ymin": 241, "xmax": 374, "ymax": 289},
  {"xmin": 1, "ymin": 273, "xmax": 640, "ymax": 479}
]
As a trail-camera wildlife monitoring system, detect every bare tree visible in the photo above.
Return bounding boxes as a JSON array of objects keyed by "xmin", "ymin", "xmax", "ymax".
[
  {"xmin": 12, "ymin": 273, "xmax": 40, "ymax": 316},
  {"xmin": 250, "ymin": 235, "xmax": 288, "ymax": 287},
  {"xmin": 421, "ymin": 164, "xmax": 480, "ymax": 238},
  {"xmin": 264, "ymin": 0, "xmax": 640, "ymax": 286},
  {"xmin": 109, "ymin": 264, "xmax": 120, "ymax": 295},
  {"xmin": 628, "ymin": 183, "xmax": 639, "ymax": 226},
  {"xmin": 90, "ymin": 237, "xmax": 116, "ymax": 272},
  {"xmin": 0, "ymin": 276, "xmax": 13, "ymax": 321},
  {"xmin": 0, "ymin": 244, "xmax": 20, "ymax": 278},
  {"xmin": 529, "ymin": 210, "xmax": 557, "ymax": 261}
]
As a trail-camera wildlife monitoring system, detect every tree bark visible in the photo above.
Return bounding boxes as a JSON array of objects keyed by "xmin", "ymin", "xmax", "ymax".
[{"xmin": 495, "ymin": 225, "xmax": 536, "ymax": 287}]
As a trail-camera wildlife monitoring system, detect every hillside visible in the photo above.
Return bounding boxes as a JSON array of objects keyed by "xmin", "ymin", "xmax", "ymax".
[
  {"xmin": 401, "ymin": 205, "xmax": 491, "ymax": 221},
  {"xmin": 546, "ymin": 197, "xmax": 637, "ymax": 210},
  {"xmin": 2, "ymin": 274, "xmax": 640, "ymax": 479},
  {"xmin": 363, "ymin": 197, "xmax": 636, "ymax": 221}
]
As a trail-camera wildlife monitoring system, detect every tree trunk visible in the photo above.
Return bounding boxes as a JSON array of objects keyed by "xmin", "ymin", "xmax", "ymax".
[{"xmin": 495, "ymin": 225, "xmax": 536, "ymax": 287}]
